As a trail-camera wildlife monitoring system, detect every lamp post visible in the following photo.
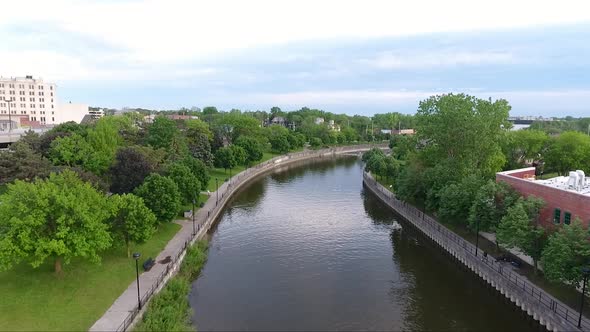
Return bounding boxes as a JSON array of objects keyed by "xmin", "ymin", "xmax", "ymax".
[
  {"xmin": 2, "ymin": 97, "xmax": 12, "ymax": 132},
  {"xmin": 192, "ymin": 195, "xmax": 196, "ymax": 236},
  {"xmin": 133, "ymin": 252, "xmax": 141, "ymax": 310},
  {"xmin": 475, "ymin": 218, "xmax": 480, "ymax": 257},
  {"xmin": 578, "ymin": 267, "xmax": 590, "ymax": 328},
  {"xmin": 215, "ymin": 177, "xmax": 219, "ymax": 203}
]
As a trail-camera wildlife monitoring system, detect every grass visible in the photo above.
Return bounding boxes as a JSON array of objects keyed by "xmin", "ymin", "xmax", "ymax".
[
  {"xmin": 538, "ymin": 171, "xmax": 559, "ymax": 179},
  {"xmin": 206, "ymin": 151, "xmax": 279, "ymax": 192},
  {"xmin": 177, "ymin": 194, "xmax": 210, "ymax": 218},
  {"xmin": 135, "ymin": 240, "xmax": 209, "ymax": 332},
  {"xmin": 0, "ymin": 223, "xmax": 181, "ymax": 331}
]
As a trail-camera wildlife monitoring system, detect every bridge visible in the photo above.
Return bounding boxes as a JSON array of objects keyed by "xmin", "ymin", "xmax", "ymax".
[{"xmin": 363, "ymin": 172, "xmax": 588, "ymax": 332}]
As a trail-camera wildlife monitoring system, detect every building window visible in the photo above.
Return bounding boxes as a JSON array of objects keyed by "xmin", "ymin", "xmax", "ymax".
[
  {"xmin": 29, "ymin": 84, "xmax": 34, "ymax": 89},
  {"xmin": 0, "ymin": 84, "xmax": 3, "ymax": 87},
  {"xmin": 29, "ymin": 91, "xmax": 34, "ymax": 96},
  {"xmin": 30, "ymin": 104, "xmax": 35, "ymax": 108},
  {"xmin": 19, "ymin": 84, "xmax": 24, "ymax": 89},
  {"xmin": 21, "ymin": 111, "xmax": 26, "ymax": 115},
  {"xmin": 52, "ymin": 117, "xmax": 54, "ymax": 122},
  {"xmin": 9, "ymin": 90, "xmax": 15, "ymax": 95},
  {"xmin": 9, "ymin": 84, "xmax": 14, "ymax": 88},
  {"xmin": 554, "ymin": 208, "xmax": 561, "ymax": 224},
  {"xmin": 51, "ymin": 104, "xmax": 54, "ymax": 108},
  {"xmin": 40, "ymin": 85, "xmax": 44, "ymax": 90},
  {"xmin": 51, "ymin": 92, "xmax": 53, "ymax": 96},
  {"xmin": 50, "ymin": 86, "xmax": 53, "ymax": 90},
  {"xmin": 19, "ymin": 91, "xmax": 24, "ymax": 95},
  {"xmin": 564, "ymin": 212, "xmax": 572, "ymax": 225},
  {"xmin": 0, "ymin": 90, "xmax": 3, "ymax": 94}
]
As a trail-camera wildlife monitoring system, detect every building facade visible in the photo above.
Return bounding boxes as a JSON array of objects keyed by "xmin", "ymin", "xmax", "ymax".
[
  {"xmin": 0, "ymin": 76, "xmax": 89, "ymax": 129},
  {"xmin": 0, "ymin": 75, "xmax": 57, "ymax": 124},
  {"xmin": 496, "ymin": 167, "xmax": 590, "ymax": 228}
]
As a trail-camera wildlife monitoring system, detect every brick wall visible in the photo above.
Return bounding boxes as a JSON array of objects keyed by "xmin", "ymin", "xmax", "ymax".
[{"xmin": 496, "ymin": 173, "xmax": 590, "ymax": 228}]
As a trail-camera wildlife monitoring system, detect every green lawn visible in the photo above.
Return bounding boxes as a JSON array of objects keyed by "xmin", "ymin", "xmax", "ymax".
[
  {"xmin": 0, "ymin": 223, "xmax": 181, "ymax": 331},
  {"xmin": 206, "ymin": 152, "xmax": 279, "ymax": 192}
]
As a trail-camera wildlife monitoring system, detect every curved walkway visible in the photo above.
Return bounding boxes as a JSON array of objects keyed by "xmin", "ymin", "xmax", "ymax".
[{"xmin": 90, "ymin": 144, "xmax": 388, "ymax": 332}]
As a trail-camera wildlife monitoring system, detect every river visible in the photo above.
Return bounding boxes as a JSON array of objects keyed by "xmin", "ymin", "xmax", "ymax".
[{"xmin": 189, "ymin": 157, "xmax": 534, "ymax": 331}]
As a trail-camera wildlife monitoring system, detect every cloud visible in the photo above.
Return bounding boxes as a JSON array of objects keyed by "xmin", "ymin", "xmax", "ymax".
[{"xmin": 360, "ymin": 51, "xmax": 517, "ymax": 69}]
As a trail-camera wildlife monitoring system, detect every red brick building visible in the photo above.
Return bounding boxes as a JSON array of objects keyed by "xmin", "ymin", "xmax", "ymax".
[{"xmin": 496, "ymin": 167, "xmax": 590, "ymax": 228}]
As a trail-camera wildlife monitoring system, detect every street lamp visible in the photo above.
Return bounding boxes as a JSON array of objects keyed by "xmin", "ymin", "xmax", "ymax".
[
  {"xmin": 133, "ymin": 252, "xmax": 141, "ymax": 310},
  {"xmin": 1, "ymin": 97, "xmax": 13, "ymax": 132},
  {"xmin": 578, "ymin": 266, "xmax": 590, "ymax": 328},
  {"xmin": 192, "ymin": 195, "xmax": 196, "ymax": 236},
  {"xmin": 475, "ymin": 218, "xmax": 480, "ymax": 257},
  {"xmin": 215, "ymin": 177, "xmax": 219, "ymax": 203}
]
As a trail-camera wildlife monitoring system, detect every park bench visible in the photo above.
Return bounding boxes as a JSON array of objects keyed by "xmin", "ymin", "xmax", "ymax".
[{"xmin": 143, "ymin": 258, "xmax": 155, "ymax": 271}]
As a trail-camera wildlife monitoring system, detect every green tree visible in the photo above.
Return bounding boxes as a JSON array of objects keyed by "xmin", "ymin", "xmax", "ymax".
[
  {"xmin": 49, "ymin": 133, "xmax": 90, "ymax": 167},
  {"xmin": 503, "ymin": 129, "xmax": 548, "ymax": 170},
  {"xmin": 437, "ymin": 175, "xmax": 485, "ymax": 224},
  {"xmin": 497, "ymin": 197, "xmax": 546, "ymax": 274},
  {"xmin": 267, "ymin": 125, "xmax": 291, "ymax": 153},
  {"xmin": 109, "ymin": 194, "xmax": 156, "ymax": 257},
  {"xmin": 235, "ymin": 136, "xmax": 264, "ymax": 166},
  {"xmin": 229, "ymin": 145, "xmax": 247, "ymax": 170},
  {"xmin": 545, "ymin": 131, "xmax": 590, "ymax": 175},
  {"xmin": 468, "ymin": 180, "xmax": 520, "ymax": 232},
  {"xmin": 166, "ymin": 163, "xmax": 201, "ymax": 204},
  {"xmin": 541, "ymin": 219, "xmax": 590, "ymax": 285},
  {"xmin": 214, "ymin": 146, "xmax": 236, "ymax": 173},
  {"xmin": 181, "ymin": 156, "xmax": 210, "ymax": 190},
  {"xmin": 0, "ymin": 171, "xmax": 112, "ymax": 274},
  {"xmin": 0, "ymin": 141, "xmax": 52, "ymax": 185},
  {"xmin": 147, "ymin": 117, "xmax": 179, "ymax": 149},
  {"xmin": 134, "ymin": 174, "xmax": 181, "ymax": 223}
]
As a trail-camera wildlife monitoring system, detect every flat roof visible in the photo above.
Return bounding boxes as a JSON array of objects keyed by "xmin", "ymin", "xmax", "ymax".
[{"xmin": 499, "ymin": 168, "xmax": 590, "ymax": 197}]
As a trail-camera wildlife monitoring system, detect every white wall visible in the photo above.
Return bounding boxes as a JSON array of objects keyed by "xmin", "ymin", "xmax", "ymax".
[{"xmin": 55, "ymin": 103, "xmax": 89, "ymax": 123}]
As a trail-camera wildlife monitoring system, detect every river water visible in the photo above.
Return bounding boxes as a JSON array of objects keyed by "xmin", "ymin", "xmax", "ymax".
[{"xmin": 189, "ymin": 157, "xmax": 533, "ymax": 331}]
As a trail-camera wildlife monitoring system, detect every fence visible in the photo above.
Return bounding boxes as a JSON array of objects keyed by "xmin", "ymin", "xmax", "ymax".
[
  {"xmin": 114, "ymin": 144, "xmax": 387, "ymax": 332},
  {"xmin": 363, "ymin": 171, "xmax": 589, "ymax": 331}
]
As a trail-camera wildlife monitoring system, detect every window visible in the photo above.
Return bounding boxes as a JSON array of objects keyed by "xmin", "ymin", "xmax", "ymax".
[
  {"xmin": 19, "ymin": 91, "xmax": 24, "ymax": 95},
  {"xmin": 50, "ymin": 92, "xmax": 53, "ymax": 96},
  {"xmin": 52, "ymin": 117, "xmax": 54, "ymax": 122},
  {"xmin": 20, "ymin": 103, "xmax": 25, "ymax": 108},
  {"xmin": 564, "ymin": 212, "xmax": 572, "ymax": 225},
  {"xmin": 29, "ymin": 97, "xmax": 35, "ymax": 102},
  {"xmin": 50, "ymin": 86, "xmax": 53, "ymax": 90},
  {"xmin": 30, "ymin": 104, "xmax": 35, "ymax": 108},
  {"xmin": 554, "ymin": 208, "xmax": 561, "ymax": 224},
  {"xmin": 0, "ymin": 90, "xmax": 3, "ymax": 94},
  {"xmin": 40, "ymin": 85, "xmax": 44, "ymax": 90},
  {"xmin": 29, "ymin": 84, "xmax": 34, "ymax": 89},
  {"xmin": 38, "ymin": 91, "xmax": 44, "ymax": 96},
  {"xmin": 29, "ymin": 91, "xmax": 34, "ymax": 96},
  {"xmin": 41, "ymin": 117, "xmax": 45, "ymax": 122},
  {"xmin": 9, "ymin": 90, "xmax": 15, "ymax": 95},
  {"xmin": 0, "ymin": 84, "xmax": 3, "ymax": 87},
  {"xmin": 9, "ymin": 84, "xmax": 14, "ymax": 88},
  {"xmin": 51, "ymin": 104, "xmax": 54, "ymax": 108},
  {"xmin": 21, "ymin": 111, "xmax": 26, "ymax": 115},
  {"xmin": 19, "ymin": 84, "xmax": 24, "ymax": 89}
]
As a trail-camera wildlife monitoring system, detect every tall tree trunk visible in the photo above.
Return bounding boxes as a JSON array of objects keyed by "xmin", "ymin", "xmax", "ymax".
[{"xmin": 55, "ymin": 257, "xmax": 62, "ymax": 275}]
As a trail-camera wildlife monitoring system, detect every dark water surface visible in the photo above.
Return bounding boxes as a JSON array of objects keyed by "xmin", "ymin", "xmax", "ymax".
[{"xmin": 190, "ymin": 157, "xmax": 533, "ymax": 331}]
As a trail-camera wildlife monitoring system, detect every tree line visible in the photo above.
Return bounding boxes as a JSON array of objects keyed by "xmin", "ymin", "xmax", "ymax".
[{"xmin": 364, "ymin": 93, "xmax": 590, "ymax": 287}]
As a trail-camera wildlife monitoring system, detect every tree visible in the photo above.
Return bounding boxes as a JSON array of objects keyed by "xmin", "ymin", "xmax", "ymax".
[
  {"xmin": 229, "ymin": 145, "xmax": 247, "ymax": 170},
  {"xmin": 503, "ymin": 129, "xmax": 548, "ymax": 170},
  {"xmin": 437, "ymin": 175, "xmax": 485, "ymax": 224},
  {"xmin": 109, "ymin": 147, "xmax": 158, "ymax": 194},
  {"xmin": 541, "ymin": 219, "xmax": 590, "ymax": 285},
  {"xmin": 310, "ymin": 137, "xmax": 323, "ymax": 148},
  {"xmin": 415, "ymin": 93, "xmax": 510, "ymax": 179},
  {"xmin": 202, "ymin": 106, "xmax": 219, "ymax": 115},
  {"xmin": 181, "ymin": 156, "xmax": 210, "ymax": 190},
  {"xmin": 235, "ymin": 136, "xmax": 264, "ymax": 166},
  {"xmin": 497, "ymin": 197, "xmax": 547, "ymax": 274},
  {"xmin": 134, "ymin": 174, "xmax": 181, "ymax": 223},
  {"xmin": 49, "ymin": 133, "xmax": 90, "ymax": 167},
  {"xmin": 468, "ymin": 180, "xmax": 520, "ymax": 232},
  {"xmin": 545, "ymin": 131, "xmax": 590, "ymax": 175},
  {"xmin": 0, "ymin": 141, "xmax": 52, "ymax": 185},
  {"xmin": 147, "ymin": 117, "xmax": 179, "ymax": 149},
  {"xmin": 267, "ymin": 125, "xmax": 291, "ymax": 153},
  {"xmin": 109, "ymin": 194, "xmax": 156, "ymax": 257},
  {"xmin": 0, "ymin": 171, "xmax": 112, "ymax": 274},
  {"xmin": 166, "ymin": 163, "xmax": 201, "ymax": 204},
  {"xmin": 214, "ymin": 146, "xmax": 237, "ymax": 173}
]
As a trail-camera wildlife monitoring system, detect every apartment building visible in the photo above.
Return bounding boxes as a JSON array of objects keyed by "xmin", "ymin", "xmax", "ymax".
[{"xmin": 0, "ymin": 75, "xmax": 57, "ymax": 124}]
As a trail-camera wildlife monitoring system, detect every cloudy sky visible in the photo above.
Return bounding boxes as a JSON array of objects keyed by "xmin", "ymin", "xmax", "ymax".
[{"xmin": 1, "ymin": 0, "xmax": 590, "ymax": 116}]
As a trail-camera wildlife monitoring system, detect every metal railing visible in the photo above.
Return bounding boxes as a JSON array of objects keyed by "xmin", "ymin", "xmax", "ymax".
[
  {"xmin": 113, "ymin": 144, "xmax": 387, "ymax": 332},
  {"xmin": 363, "ymin": 172, "xmax": 589, "ymax": 330}
]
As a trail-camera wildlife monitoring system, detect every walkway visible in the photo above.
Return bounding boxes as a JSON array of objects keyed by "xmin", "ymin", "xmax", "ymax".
[
  {"xmin": 90, "ymin": 144, "xmax": 388, "ymax": 332},
  {"xmin": 363, "ymin": 172, "xmax": 589, "ymax": 332}
]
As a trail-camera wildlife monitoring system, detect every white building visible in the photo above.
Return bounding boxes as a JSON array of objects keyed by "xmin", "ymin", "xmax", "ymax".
[{"xmin": 0, "ymin": 75, "xmax": 89, "ymax": 127}]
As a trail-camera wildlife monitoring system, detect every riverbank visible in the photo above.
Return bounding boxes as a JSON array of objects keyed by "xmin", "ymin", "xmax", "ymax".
[
  {"xmin": 134, "ymin": 240, "xmax": 208, "ymax": 332},
  {"xmin": 364, "ymin": 171, "xmax": 588, "ymax": 331},
  {"xmin": 91, "ymin": 144, "xmax": 388, "ymax": 332}
]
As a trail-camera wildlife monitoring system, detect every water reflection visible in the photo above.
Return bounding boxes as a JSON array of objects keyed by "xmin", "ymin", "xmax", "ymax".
[{"xmin": 191, "ymin": 158, "xmax": 534, "ymax": 331}]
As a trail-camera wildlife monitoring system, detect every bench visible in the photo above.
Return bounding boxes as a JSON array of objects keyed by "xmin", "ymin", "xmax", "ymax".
[{"xmin": 143, "ymin": 258, "xmax": 155, "ymax": 271}]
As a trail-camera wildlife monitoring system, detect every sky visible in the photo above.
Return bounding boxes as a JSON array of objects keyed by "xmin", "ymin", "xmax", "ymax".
[{"xmin": 1, "ymin": 0, "xmax": 590, "ymax": 117}]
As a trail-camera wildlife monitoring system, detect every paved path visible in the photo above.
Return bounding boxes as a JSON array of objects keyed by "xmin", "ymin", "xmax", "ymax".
[{"xmin": 90, "ymin": 144, "xmax": 388, "ymax": 332}]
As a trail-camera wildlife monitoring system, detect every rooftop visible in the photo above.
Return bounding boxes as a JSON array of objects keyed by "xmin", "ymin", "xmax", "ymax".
[{"xmin": 499, "ymin": 167, "xmax": 590, "ymax": 197}]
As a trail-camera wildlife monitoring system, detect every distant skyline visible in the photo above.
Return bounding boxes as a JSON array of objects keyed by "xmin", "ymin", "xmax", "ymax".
[{"xmin": 1, "ymin": 0, "xmax": 590, "ymax": 116}]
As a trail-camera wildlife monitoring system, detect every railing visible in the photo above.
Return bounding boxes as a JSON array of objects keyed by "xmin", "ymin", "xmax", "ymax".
[
  {"xmin": 363, "ymin": 172, "xmax": 589, "ymax": 331},
  {"xmin": 113, "ymin": 144, "xmax": 387, "ymax": 332}
]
